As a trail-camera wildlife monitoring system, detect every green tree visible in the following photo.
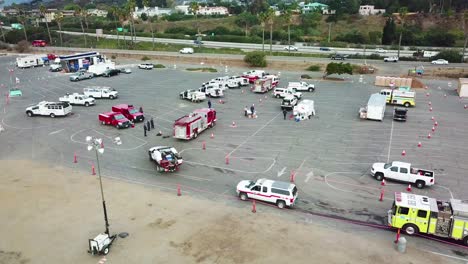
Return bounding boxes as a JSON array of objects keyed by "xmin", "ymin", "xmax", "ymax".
[
  {"xmin": 118, "ymin": 6, "xmax": 129, "ymax": 49},
  {"xmin": 142, "ymin": 0, "xmax": 156, "ymax": 50},
  {"xmin": 109, "ymin": 7, "xmax": 120, "ymax": 47},
  {"xmin": 235, "ymin": 12, "xmax": 258, "ymax": 37},
  {"xmin": 282, "ymin": 9, "xmax": 292, "ymax": 49},
  {"xmin": 249, "ymin": 0, "xmax": 268, "ymax": 14},
  {"xmin": 64, "ymin": 4, "xmax": 79, "ymax": 10},
  {"xmin": 141, "ymin": 12, "xmax": 148, "ymax": 21},
  {"xmin": 18, "ymin": 9, "xmax": 28, "ymax": 42},
  {"xmin": 397, "ymin": 7, "xmax": 408, "ymax": 58},
  {"xmin": 39, "ymin": 4, "xmax": 53, "ymax": 45},
  {"xmin": 244, "ymin": 51, "xmax": 267, "ymax": 67},
  {"xmin": 325, "ymin": 62, "xmax": 353, "ymax": 77},
  {"xmin": 189, "ymin": 2, "xmax": 200, "ymax": 34},
  {"xmin": 127, "ymin": 0, "xmax": 137, "ymax": 45},
  {"xmin": 381, "ymin": 17, "xmax": 396, "ymax": 45},
  {"xmin": 74, "ymin": 6, "xmax": 87, "ymax": 47},
  {"xmin": 265, "ymin": 8, "xmax": 275, "ymax": 55},
  {"xmin": 259, "ymin": 12, "xmax": 267, "ymax": 52},
  {"xmin": 55, "ymin": 11, "xmax": 64, "ymax": 46}
]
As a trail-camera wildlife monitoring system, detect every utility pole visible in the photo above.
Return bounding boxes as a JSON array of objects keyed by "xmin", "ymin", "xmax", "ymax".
[
  {"xmin": 364, "ymin": 45, "xmax": 367, "ymax": 65},
  {"xmin": 328, "ymin": 23, "xmax": 331, "ymax": 43},
  {"xmin": 397, "ymin": 33, "xmax": 402, "ymax": 59}
]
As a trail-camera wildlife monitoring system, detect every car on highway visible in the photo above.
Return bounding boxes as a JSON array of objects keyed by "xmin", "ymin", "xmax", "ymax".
[
  {"xmin": 384, "ymin": 56, "xmax": 399, "ymax": 62},
  {"xmin": 138, "ymin": 63, "xmax": 154, "ymax": 70},
  {"xmin": 284, "ymin": 45, "xmax": 298, "ymax": 51},
  {"xmin": 103, "ymin": 69, "xmax": 120, "ymax": 77},
  {"xmin": 375, "ymin": 48, "xmax": 387, "ymax": 53},
  {"xmin": 331, "ymin": 54, "xmax": 347, "ymax": 60},
  {"xmin": 180, "ymin": 47, "xmax": 194, "ymax": 54},
  {"xmin": 194, "ymin": 40, "xmax": 203, "ymax": 45},
  {"xmin": 118, "ymin": 68, "xmax": 132, "ymax": 74},
  {"xmin": 431, "ymin": 59, "xmax": 449, "ymax": 65},
  {"xmin": 319, "ymin": 47, "xmax": 332, "ymax": 51}
]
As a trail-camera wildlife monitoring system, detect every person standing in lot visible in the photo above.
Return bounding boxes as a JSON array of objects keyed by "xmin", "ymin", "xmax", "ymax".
[
  {"xmin": 244, "ymin": 106, "xmax": 248, "ymax": 117},
  {"xmin": 283, "ymin": 109, "xmax": 288, "ymax": 120},
  {"xmin": 139, "ymin": 106, "xmax": 143, "ymax": 113},
  {"xmin": 144, "ymin": 124, "xmax": 147, "ymax": 137},
  {"xmin": 250, "ymin": 104, "xmax": 255, "ymax": 115},
  {"xmin": 208, "ymin": 99, "xmax": 212, "ymax": 109},
  {"xmin": 150, "ymin": 118, "xmax": 155, "ymax": 129},
  {"xmin": 146, "ymin": 120, "xmax": 151, "ymax": 131}
]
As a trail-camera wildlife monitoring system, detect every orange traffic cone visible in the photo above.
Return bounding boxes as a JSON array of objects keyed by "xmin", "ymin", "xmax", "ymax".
[
  {"xmin": 381, "ymin": 179, "xmax": 386, "ymax": 186},
  {"xmin": 407, "ymin": 184, "xmax": 412, "ymax": 192},
  {"xmin": 401, "ymin": 150, "xmax": 406, "ymax": 156},
  {"xmin": 210, "ymin": 133, "xmax": 214, "ymax": 139}
]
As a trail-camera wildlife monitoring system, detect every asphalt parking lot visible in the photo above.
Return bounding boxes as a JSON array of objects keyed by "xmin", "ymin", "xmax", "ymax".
[{"xmin": 1, "ymin": 55, "xmax": 467, "ymax": 227}]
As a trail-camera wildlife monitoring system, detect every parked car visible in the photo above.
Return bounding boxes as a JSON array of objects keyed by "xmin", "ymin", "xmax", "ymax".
[
  {"xmin": 375, "ymin": 48, "xmax": 387, "ymax": 53},
  {"xmin": 103, "ymin": 69, "xmax": 120, "ymax": 77},
  {"xmin": 69, "ymin": 70, "xmax": 94, "ymax": 81},
  {"xmin": 371, "ymin": 161, "xmax": 435, "ymax": 189},
  {"xmin": 331, "ymin": 54, "xmax": 347, "ymax": 60},
  {"xmin": 431, "ymin": 59, "xmax": 449, "ymax": 65},
  {"xmin": 384, "ymin": 56, "xmax": 399, "ymax": 62},
  {"xmin": 138, "ymin": 63, "xmax": 154, "ymax": 70},
  {"xmin": 236, "ymin": 178, "xmax": 298, "ymax": 209},
  {"xmin": 118, "ymin": 68, "xmax": 132, "ymax": 74},
  {"xmin": 393, "ymin": 108, "xmax": 407, "ymax": 121},
  {"xmin": 180, "ymin": 47, "xmax": 194, "ymax": 54},
  {"xmin": 284, "ymin": 45, "xmax": 298, "ymax": 51},
  {"xmin": 49, "ymin": 64, "xmax": 62, "ymax": 72}
]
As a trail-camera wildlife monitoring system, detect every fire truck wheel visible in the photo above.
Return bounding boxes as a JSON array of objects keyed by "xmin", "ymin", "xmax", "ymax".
[
  {"xmin": 277, "ymin": 200, "xmax": 286, "ymax": 209},
  {"xmin": 103, "ymin": 247, "xmax": 109, "ymax": 255},
  {"xmin": 415, "ymin": 180, "xmax": 425, "ymax": 189},
  {"xmin": 239, "ymin": 192, "xmax": 247, "ymax": 201},
  {"xmin": 375, "ymin": 173, "xmax": 384, "ymax": 181},
  {"xmin": 463, "ymin": 236, "xmax": 468, "ymax": 246},
  {"xmin": 402, "ymin": 224, "xmax": 419, "ymax": 236}
]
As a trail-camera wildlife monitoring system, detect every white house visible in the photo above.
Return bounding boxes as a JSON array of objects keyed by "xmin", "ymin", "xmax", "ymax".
[
  {"xmin": 359, "ymin": 5, "xmax": 385, "ymax": 16},
  {"xmin": 87, "ymin": 9, "xmax": 108, "ymax": 17},
  {"xmin": 298, "ymin": 2, "xmax": 335, "ymax": 15},
  {"xmin": 133, "ymin": 6, "xmax": 172, "ymax": 18},
  {"xmin": 175, "ymin": 5, "xmax": 228, "ymax": 16}
]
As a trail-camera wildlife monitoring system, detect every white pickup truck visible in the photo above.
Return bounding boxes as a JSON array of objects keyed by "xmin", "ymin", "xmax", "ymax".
[
  {"xmin": 59, "ymin": 93, "xmax": 95, "ymax": 107},
  {"xmin": 179, "ymin": 89, "xmax": 206, "ymax": 102},
  {"xmin": 371, "ymin": 161, "xmax": 435, "ymax": 189},
  {"xmin": 288, "ymin": 81, "xmax": 315, "ymax": 92}
]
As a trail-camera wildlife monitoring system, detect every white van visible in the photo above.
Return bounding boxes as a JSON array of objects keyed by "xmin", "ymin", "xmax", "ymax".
[
  {"xmin": 293, "ymin": 99, "xmax": 315, "ymax": 120},
  {"xmin": 236, "ymin": 178, "xmax": 298, "ymax": 209},
  {"xmin": 83, "ymin": 87, "xmax": 118, "ymax": 99},
  {"xmin": 180, "ymin": 47, "xmax": 194, "ymax": 54},
  {"xmin": 25, "ymin": 101, "xmax": 72, "ymax": 118},
  {"xmin": 359, "ymin": 93, "xmax": 387, "ymax": 121}
]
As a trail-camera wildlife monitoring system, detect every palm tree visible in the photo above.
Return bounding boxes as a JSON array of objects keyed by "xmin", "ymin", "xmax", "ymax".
[
  {"xmin": 110, "ymin": 6, "xmax": 120, "ymax": 47},
  {"xmin": 118, "ymin": 7, "xmax": 129, "ymax": 49},
  {"xmin": 18, "ymin": 9, "xmax": 28, "ymax": 42},
  {"xmin": 127, "ymin": 0, "xmax": 137, "ymax": 45},
  {"xmin": 259, "ymin": 12, "xmax": 267, "ymax": 52},
  {"xmin": 39, "ymin": 4, "xmax": 53, "ymax": 45},
  {"xmin": 397, "ymin": 7, "xmax": 408, "ymax": 59},
  {"xmin": 143, "ymin": 0, "xmax": 156, "ymax": 50},
  {"xmin": 265, "ymin": 8, "xmax": 275, "ymax": 55},
  {"xmin": 189, "ymin": 2, "xmax": 200, "ymax": 34},
  {"xmin": 55, "ymin": 11, "xmax": 64, "ymax": 46},
  {"xmin": 282, "ymin": 9, "xmax": 292, "ymax": 52},
  {"xmin": 82, "ymin": 9, "xmax": 89, "ymax": 29},
  {"xmin": 74, "ymin": 6, "xmax": 87, "ymax": 47}
]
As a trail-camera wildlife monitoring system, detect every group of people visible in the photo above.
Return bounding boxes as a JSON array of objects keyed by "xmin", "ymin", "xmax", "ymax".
[{"xmin": 244, "ymin": 104, "xmax": 256, "ymax": 118}]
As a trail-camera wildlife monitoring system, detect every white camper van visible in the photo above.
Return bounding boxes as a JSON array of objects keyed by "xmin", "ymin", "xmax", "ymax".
[
  {"xmin": 359, "ymin": 93, "xmax": 387, "ymax": 121},
  {"xmin": 16, "ymin": 55, "xmax": 48, "ymax": 68},
  {"xmin": 293, "ymin": 99, "xmax": 315, "ymax": 120}
]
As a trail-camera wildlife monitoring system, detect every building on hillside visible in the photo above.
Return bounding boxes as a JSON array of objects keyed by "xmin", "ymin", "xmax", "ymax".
[
  {"xmin": 359, "ymin": 5, "xmax": 385, "ymax": 15},
  {"xmin": 133, "ymin": 6, "xmax": 172, "ymax": 18},
  {"xmin": 61, "ymin": 10, "xmax": 75, "ymax": 17},
  {"xmin": 30, "ymin": 8, "xmax": 58, "ymax": 23},
  {"xmin": 299, "ymin": 2, "xmax": 334, "ymax": 15},
  {"xmin": 1, "ymin": 8, "xmax": 19, "ymax": 16},
  {"xmin": 175, "ymin": 5, "xmax": 228, "ymax": 15},
  {"xmin": 87, "ymin": 9, "xmax": 108, "ymax": 17}
]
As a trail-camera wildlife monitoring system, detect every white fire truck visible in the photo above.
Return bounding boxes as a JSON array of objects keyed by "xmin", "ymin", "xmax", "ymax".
[{"xmin": 173, "ymin": 108, "xmax": 217, "ymax": 140}]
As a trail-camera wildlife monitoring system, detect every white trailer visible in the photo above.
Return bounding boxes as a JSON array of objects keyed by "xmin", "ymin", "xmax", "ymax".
[
  {"xmin": 293, "ymin": 99, "xmax": 315, "ymax": 120},
  {"xmin": 359, "ymin": 93, "xmax": 386, "ymax": 121},
  {"xmin": 16, "ymin": 54, "xmax": 48, "ymax": 68},
  {"xmin": 89, "ymin": 61, "xmax": 115, "ymax": 76}
]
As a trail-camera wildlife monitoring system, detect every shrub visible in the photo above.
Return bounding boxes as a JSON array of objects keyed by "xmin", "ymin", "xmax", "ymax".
[
  {"xmin": 15, "ymin": 40, "xmax": 30, "ymax": 53},
  {"xmin": 325, "ymin": 62, "xmax": 353, "ymax": 77},
  {"xmin": 301, "ymin": 74, "xmax": 312, "ymax": 79},
  {"xmin": 186, "ymin": 67, "xmax": 217, "ymax": 72},
  {"xmin": 244, "ymin": 51, "xmax": 267, "ymax": 67},
  {"xmin": 153, "ymin": 64, "xmax": 166, "ymax": 68},
  {"xmin": 111, "ymin": 55, "xmax": 116, "ymax": 59},
  {"xmin": 307, "ymin": 65, "xmax": 321, "ymax": 71},
  {"xmin": 141, "ymin": 55, "xmax": 151, "ymax": 61}
]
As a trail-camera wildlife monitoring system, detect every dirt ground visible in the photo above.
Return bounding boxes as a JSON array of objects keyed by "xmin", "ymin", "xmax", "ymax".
[{"xmin": 0, "ymin": 160, "xmax": 456, "ymax": 264}]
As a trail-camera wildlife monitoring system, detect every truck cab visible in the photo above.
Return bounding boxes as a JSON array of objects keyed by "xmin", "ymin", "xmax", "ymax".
[
  {"xmin": 112, "ymin": 104, "xmax": 144, "ymax": 122},
  {"xmin": 98, "ymin": 112, "xmax": 131, "ymax": 129},
  {"xmin": 236, "ymin": 178, "xmax": 298, "ymax": 209},
  {"xmin": 371, "ymin": 161, "xmax": 435, "ymax": 188}
]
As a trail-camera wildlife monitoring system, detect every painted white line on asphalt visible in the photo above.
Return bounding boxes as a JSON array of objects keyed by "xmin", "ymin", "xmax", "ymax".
[
  {"xmin": 436, "ymin": 185, "xmax": 454, "ymax": 199},
  {"xmin": 226, "ymin": 112, "xmax": 281, "ymax": 157},
  {"xmin": 387, "ymin": 113, "xmax": 394, "ymax": 163},
  {"xmin": 49, "ymin": 128, "xmax": 65, "ymax": 135},
  {"xmin": 426, "ymin": 250, "xmax": 468, "ymax": 262}
]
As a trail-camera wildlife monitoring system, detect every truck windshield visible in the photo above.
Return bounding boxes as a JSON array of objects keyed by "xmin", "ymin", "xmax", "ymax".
[
  {"xmin": 246, "ymin": 181, "xmax": 255, "ymax": 189},
  {"xmin": 115, "ymin": 114, "xmax": 125, "ymax": 120},
  {"xmin": 129, "ymin": 109, "xmax": 139, "ymax": 114},
  {"xmin": 384, "ymin": 163, "xmax": 392, "ymax": 169}
]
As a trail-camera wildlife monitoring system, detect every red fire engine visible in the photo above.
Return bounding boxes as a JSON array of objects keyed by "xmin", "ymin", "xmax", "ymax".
[{"xmin": 173, "ymin": 108, "xmax": 216, "ymax": 140}]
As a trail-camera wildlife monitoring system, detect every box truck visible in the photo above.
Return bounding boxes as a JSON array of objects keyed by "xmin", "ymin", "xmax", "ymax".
[{"xmin": 359, "ymin": 93, "xmax": 387, "ymax": 121}]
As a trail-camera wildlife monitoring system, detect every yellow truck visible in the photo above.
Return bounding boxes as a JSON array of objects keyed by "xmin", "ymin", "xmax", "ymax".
[
  {"xmin": 388, "ymin": 192, "xmax": 468, "ymax": 246},
  {"xmin": 380, "ymin": 89, "xmax": 415, "ymax": 107}
]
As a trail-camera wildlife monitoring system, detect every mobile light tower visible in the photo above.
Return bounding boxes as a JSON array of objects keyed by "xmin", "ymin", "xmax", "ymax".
[{"xmin": 86, "ymin": 136, "xmax": 116, "ymax": 256}]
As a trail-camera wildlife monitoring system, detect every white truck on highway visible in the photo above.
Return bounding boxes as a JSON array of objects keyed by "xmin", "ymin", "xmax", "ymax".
[
  {"xmin": 288, "ymin": 81, "xmax": 315, "ymax": 92},
  {"xmin": 371, "ymin": 161, "xmax": 435, "ymax": 189},
  {"xmin": 59, "ymin": 93, "xmax": 95, "ymax": 107},
  {"xmin": 180, "ymin": 89, "xmax": 206, "ymax": 102},
  {"xmin": 83, "ymin": 87, "xmax": 118, "ymax": 99}
]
